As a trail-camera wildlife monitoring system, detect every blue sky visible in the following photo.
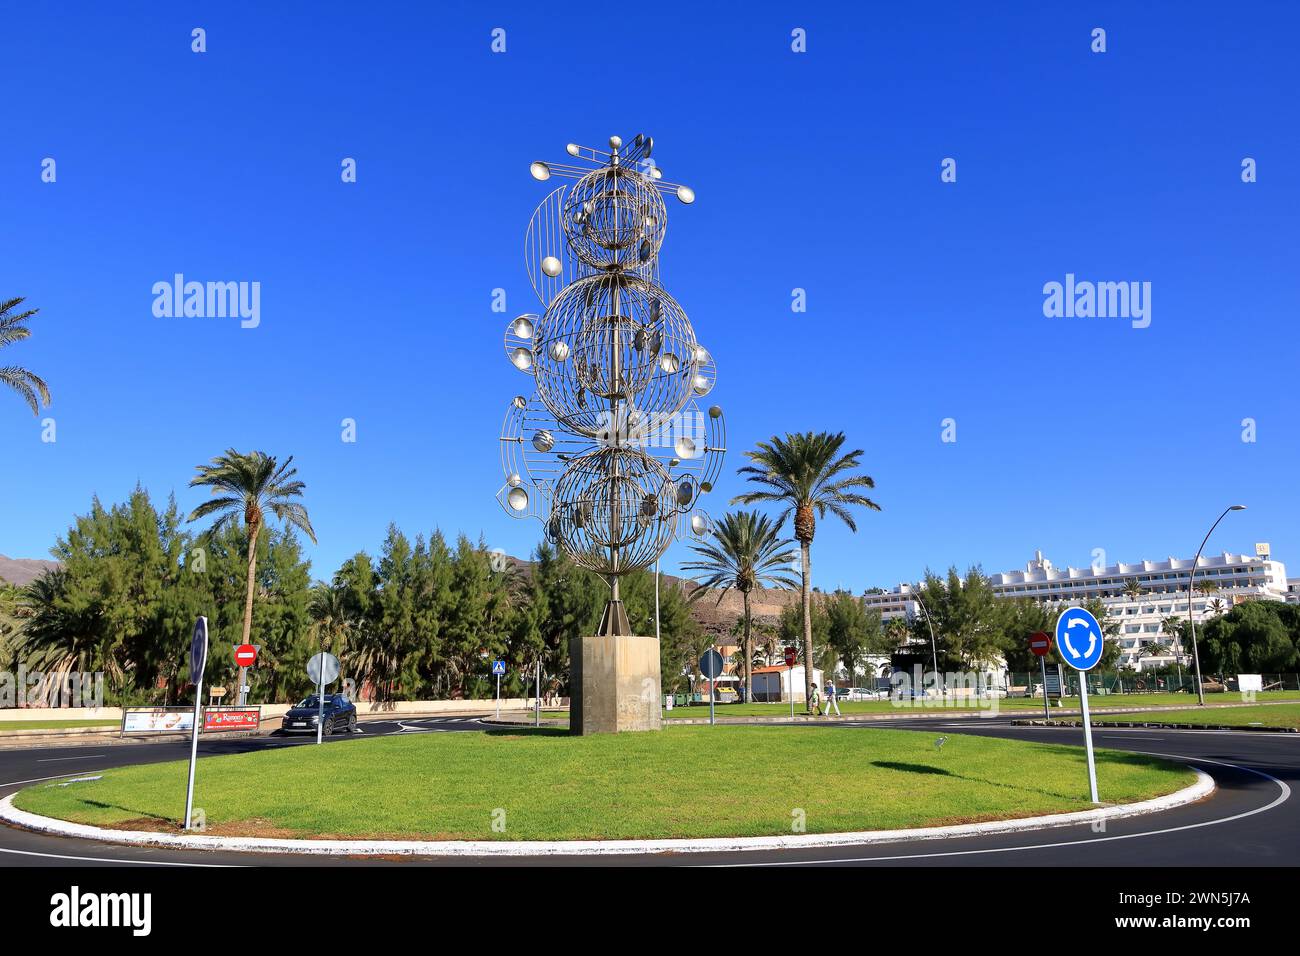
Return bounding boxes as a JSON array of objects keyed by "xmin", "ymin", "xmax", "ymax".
[{"xmin": 2, "ymin": 2, "xmax": 1297, "ymax": 590}]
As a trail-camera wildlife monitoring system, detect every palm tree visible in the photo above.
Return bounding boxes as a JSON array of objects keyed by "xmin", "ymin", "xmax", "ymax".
[
  {"xmin": 1159, "ymin": 614, "xmax": 1185, "ymax": 644},
  {"xmin": 187, "ymin": 450, "xmax": 316, "ymax": 654},
  {"xmin": 0, "ymin": 297, "xmax": 52, "ymax": 414},
  {"xmin": 732, "ymin": 432, "xmax": 880, "ymax": 711},
  {"xmin": 885, "ymin": 616, "xmax": 910, "ymax": 650},
  {"xmin": 683, "ymin": 510, "xmax": 798, "ymax": 702},
  {"xmin": 16, "ymin": 570, "xmax": 125, "ymax": 700},
  {"xmin": 1159, "ymin": 614, "xmax": 1187, "ymax": 683},
  {"xmin": 1196, "ymin": 579, "xmax": 1217, "ymax": 598},
  {"xmin": 1207, "ymin": 598, "xmax": 1227, "ymax": 617},
  {"xmin": 308, "ymin": 581, "xmax": 354, "ymax": 654},
  {"xmin": 1122, "ymin": 578, "xmax": 1143, "ymax": 603},
  {"xmin": 1139, "ymin": 640, "xmax": 1172, "ymax": 665}
]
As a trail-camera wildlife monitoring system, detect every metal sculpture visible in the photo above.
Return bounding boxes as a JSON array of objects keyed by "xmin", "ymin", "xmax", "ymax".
[{"xmin": 498, "ymin": 134, "xmax": 724, "ymax": 636}]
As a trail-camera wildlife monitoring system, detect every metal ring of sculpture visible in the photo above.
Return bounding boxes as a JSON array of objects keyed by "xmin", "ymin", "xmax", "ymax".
[
  {"xmin": 561, "ymin": 166, "xmax": 668, "ymax": 270},
  {"xmin": 533, "ymin": 273, "xmax": 698, "ymax": 437},
  {"xmin": 548, "ymin": 447, "xmax": 676, "ymax": 575}
]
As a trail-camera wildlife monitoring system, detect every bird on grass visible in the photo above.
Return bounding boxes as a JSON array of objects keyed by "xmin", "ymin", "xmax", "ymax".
[{"xmin": 934, "ymin": 736, "xmax": 948, "ymax": 751}]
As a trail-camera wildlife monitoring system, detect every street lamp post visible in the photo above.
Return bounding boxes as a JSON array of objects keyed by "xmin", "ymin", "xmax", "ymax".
[
  {"xmin": 911, "ymin": 584, "xmax": 941, "ymax": 698},
  {"xmin": 1187, "ymin": 505, "xmax": 1246, "ymax": 706}
]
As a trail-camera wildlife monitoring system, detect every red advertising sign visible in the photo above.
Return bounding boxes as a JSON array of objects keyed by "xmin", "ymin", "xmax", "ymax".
[
  {"xmin": 234, "ymin": 644, "xmax": 258, "ymax": 667},
  {"xmin": 203, "ymin": 707, "xmax": 261, "ymax": 732},
  {"xmin": 1029, "ymin": 632, "xmax": 1052, "ymax": 657},
  {"xmin": 784, "ymin": 647, "xmax": 797, "ymax": 667}
]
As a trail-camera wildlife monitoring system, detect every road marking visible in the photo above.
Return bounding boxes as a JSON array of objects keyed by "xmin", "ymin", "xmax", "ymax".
[
  {"xmin": 37, "ymin": 754, "xmax": 108, "ymax": 762},
  {"xmin": 0, "ymin": 768, "xmax": 243, "ymax": 867},
  {"xmin": 1, "ymin": 770, "xmax": 113, "ymax": 789},
  {"xmin": 0, "ymin": 844, "xmax": 237, "ymax": 866},
  {"xmin": 396, "ymin": 721, "xmax": 438, "ymax": 733},
  {"xmin": 710, "ymin": 752, "xmax": 1289, "ymax": 867}
]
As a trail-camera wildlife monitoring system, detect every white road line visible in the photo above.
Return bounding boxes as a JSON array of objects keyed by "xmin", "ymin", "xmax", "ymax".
[
  {"xmin": 0, "ymin": 844, "xmax": 237, "ymax": 866},
  {"xmin": 37, "ymin": 754, "xmax": 108, "ymax": 762},
  {"xmin": 2, "ymin": 770, "xmax": 112, "ymax": 789},
  {"xmin": 1, "ymin": 769, "xmax": 240, "ymax": 867},
  {"xmin": 1020, "ymin": 723, "xmax": 1298, "ymax": 737},
  {"xmin": 396, "ymin": 721, "xmax": 437, "ymax": 733},
  {"xmin": 711, "ymin": 752, "xmax": 1289, "ymax": 867}
]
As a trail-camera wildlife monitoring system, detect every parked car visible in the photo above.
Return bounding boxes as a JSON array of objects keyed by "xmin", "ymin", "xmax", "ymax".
[
  {"xmin": 892, "ymin": 687, "xmax": 931, "ymax": 701},
  {"xmin": 842, "ymin": 687, "xmax": 884, "ymax": 701},
  {"xmin": 280, "ymin": 694, "xmax": 357, "ymax": 735}
]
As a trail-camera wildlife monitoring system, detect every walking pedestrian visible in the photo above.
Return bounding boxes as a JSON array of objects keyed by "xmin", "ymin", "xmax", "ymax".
[{"xmin": 823, "ymin": 679, "xmax": 841, "ymax": 717}]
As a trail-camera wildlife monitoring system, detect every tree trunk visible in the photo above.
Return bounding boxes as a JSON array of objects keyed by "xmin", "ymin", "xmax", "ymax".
[
  {"xmin": 242, "ymin": 521, "xmax": 261, "ymax": 650},
  {"xmin": 800, "ymin": 539, "xmax": 814, "ymax": 712},
  {"xmin": 742, "ymin": 589, "xmax": 753, "ymax": 703}
]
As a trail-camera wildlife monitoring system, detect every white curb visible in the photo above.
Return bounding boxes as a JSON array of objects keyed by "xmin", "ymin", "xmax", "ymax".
[{"xmin": 0, "ymin": 770, "xmax": 1213, "ymax": 857}]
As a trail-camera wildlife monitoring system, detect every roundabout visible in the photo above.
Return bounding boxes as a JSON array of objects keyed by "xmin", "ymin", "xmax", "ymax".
[{"xmin": 0, "ymin": 714, "xmax": 1293, "ymax": 867}]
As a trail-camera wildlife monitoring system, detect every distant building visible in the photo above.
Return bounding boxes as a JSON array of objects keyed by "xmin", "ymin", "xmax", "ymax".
[
  {"xmin": 750, "ymin": 665, "xmax": 822, "ymax": 703},
  {"xmin": 863, "ymin": 545, "xmax": 1289, "ymax": 671}
]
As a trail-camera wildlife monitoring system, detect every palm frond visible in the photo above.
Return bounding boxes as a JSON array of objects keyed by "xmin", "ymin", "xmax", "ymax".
[{"xmin": 0, "ymin": 367, "xmax": 51, "ymax": 415}]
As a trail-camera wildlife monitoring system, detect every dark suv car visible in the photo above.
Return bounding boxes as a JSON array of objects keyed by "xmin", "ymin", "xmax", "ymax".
[{"xmin": 280, "ymin": 694, "xmax": 357, "ymax": 735}]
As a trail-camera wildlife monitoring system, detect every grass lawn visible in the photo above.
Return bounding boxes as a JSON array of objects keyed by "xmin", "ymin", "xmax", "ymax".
[
  {"xmin": 12, "ymin": 725, "xmax": 1193, "ymax": 841},
  {"xmin": 0, "ymin": 720, "xmax": 118, "ymax": 732},
  {"xmin": 1078, "ymin": 703, "xmax": 1300, "ymax": 730},
  {"xmin": 661, "ymin": 690, "xmax": 1300, "ymax": 719}
]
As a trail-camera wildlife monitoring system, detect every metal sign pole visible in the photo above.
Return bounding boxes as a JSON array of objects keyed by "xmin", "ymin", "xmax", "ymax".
[
  {"xmin": 534, "ymin": 660, "xmax": 541, "ymax": 727},
  {"xmin": 1056, "ymin": 607, "xmax": 1103, "ymax": 805},
  {"xmin": 1040, "ymin": 656, "xmax": 1050, "ymax": 720},
  {"xmin": 315, "ymin": 670, "xmax": 325, "ymax": 745},
  {"xmin": 183, "ymin": 672, "xmax": 203, "ymax": 830},
  {"xmin": 183, "ymin": 616, "xmax": 207, "ymax": 831},
  {"xmin": 789, "ymin": 667, "xmax": 795, "ymax": 720},
  {"xmin": 496, "ymin": 672, "xmax": 501, "ymax": 719},
  {"xmin": 709, "ymin": 644, "xmax": 716, "ymax": 726},
  {"xmin": 1079, "ymin": 677, "xmax": 1099, "ymax": 803}
]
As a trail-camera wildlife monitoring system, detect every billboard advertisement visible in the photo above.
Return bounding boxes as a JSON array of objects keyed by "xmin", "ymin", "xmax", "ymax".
[
  {"xmin": 121, "ymin": 707, "xmax": 195, "ymax": 735},
  {"xmin": 202, "ymin": 707, "xmax": 261, "ymax": 732}
]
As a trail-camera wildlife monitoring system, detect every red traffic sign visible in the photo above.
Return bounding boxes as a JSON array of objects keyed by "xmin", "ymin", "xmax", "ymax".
[
  {"xmin": 234, "ymin": 644, "xmax": 258, "ymax": 668},
  {"xmin": 1029, "ymin": 632, "xmax": 1052, "ymax": 657},
  {"xmin": 784, "ymin": 646, "xmax": 797, "ymax": 667}
]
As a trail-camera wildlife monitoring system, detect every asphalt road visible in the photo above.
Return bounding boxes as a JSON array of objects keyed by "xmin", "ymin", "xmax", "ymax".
[{"xmin": 0, "ymin": 713, "xmax": 1294, "ymax": 867}]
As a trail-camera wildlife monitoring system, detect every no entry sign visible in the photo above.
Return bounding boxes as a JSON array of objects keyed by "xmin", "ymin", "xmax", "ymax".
[
  {"xmin": 1029, "ymin": 632, "xmax": 1052, "ymax": 657},
  {"xmin": 784, "ymin": 647, "xmax": 797, "ymax": 667},
  {"xmin": 234, "ymin": 644, "xmax": 258, "ymax": 668}
]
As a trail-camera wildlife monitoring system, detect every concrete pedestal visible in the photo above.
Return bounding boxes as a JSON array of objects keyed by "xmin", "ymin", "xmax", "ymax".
[{"xmin": 569, "ymin": 635, "xmax": 662, "ymax": 735}]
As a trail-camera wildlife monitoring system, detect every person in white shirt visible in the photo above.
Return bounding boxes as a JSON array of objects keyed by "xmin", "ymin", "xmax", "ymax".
[{"xmin": 822, "ymin": 680, "xmax": 841, "ymax": 716}]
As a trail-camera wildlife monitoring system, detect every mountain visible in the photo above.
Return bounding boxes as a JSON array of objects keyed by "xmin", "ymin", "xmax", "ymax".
[
  {"xmin": 0, "ymin": 554, "xmax": 58, "ymax": 586},
  {"xmin": 505, "ymin": 553, "xmax": 802, "ymax": 639}
]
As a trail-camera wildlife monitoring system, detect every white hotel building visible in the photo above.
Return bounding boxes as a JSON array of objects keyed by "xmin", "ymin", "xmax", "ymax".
[{"xmin": 864, "ymin": 545, "xmax": 1289, "ymax": 671}]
